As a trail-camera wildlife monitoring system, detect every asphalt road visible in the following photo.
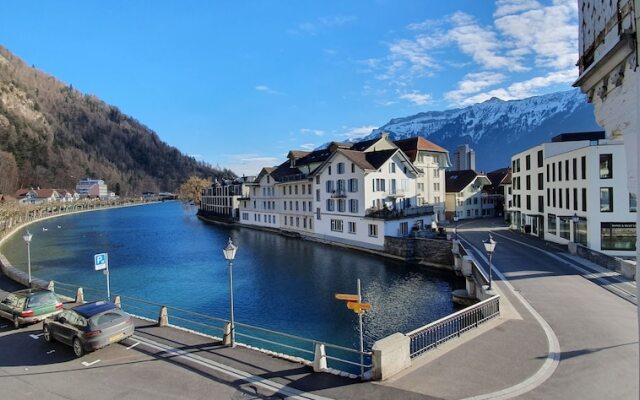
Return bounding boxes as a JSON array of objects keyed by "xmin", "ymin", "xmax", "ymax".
[{"xmin": 458, "ymin": 218, "xmax": 638, "ymax": 400}]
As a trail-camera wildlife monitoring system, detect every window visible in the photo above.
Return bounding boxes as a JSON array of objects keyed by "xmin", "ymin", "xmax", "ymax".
[
  {"xmin": 284, "ymin": 201, "xmax": 287, "ymax": 210},
  {"xmin": 348, "ymin": 222, "xmax": 356, "ymax": 234},
  {"xmin": 289, "ymin": 186, "xmax": 292, "ymax": 195},
  {"xmin": 630, "ymin": 193, "xmax": 637, "ymax": 212},
  {"xmin": 531, "ymin": 151, "xmax": 540, "ymax": 170},
  {"xmin": 600, "ymin": 187, "xmax": 613, "ymax": 212},
  {"xmin": 326, "ymin": 199, "xmax": 335, "ymax": 211},
  {"xmin": 316, "ymin": 208, "xmax": 321, "ymax": 220},
  {"xmin": 337, "ymin": 162, "xmax": 345, "ymax": 174},
  {"xmin": 599, "ymin": 154, "xmax": 612, "ymax": 179},
  {"xmin": 526, "ymin": 175, "xmax": 531, "ymax": 190},
  {"xmin": 331, "ymin": 219, "xmax": 343, "ymax": 232},
  {"xmin": 399, "ymin": 222, "xmax": 409, "ymax": 236},
  {"xmin": 351, "ymin": 163, "xmax": 355, "ymax": 173},
  {"xmin": 565, "ymin": 188, "xmax": 570, "ymax": 209},
  {"xmin": 558, "ymin": 162, "xmax": 562, "ymax": 181},
  {"xmin": 326, "ymin": 180, "xmax": 334, "ymax": 193},
  {"xmin": 316, "ymin": 189, "xmax": 320, "ymax": 201},
  {"xmin": 565, "ymin": 160, "xmax": 569, "ymax": 181},
  {"xmin": 553, "ymin": 188, "xmax": 556, "ymax": 207},
  {"xmin": 349, "ymin": 199, "xmax": 359, "ymax": 213},
  {"xmin": 552, "ymin": 163, "xmax": 556, "ymax": 181},
  {"xmin": 538, "ymin": 173, "xmax": 543, "ymax": 190},
  {"xmin": 389, "ymin": 163, "xmax": 396, "ymax": 173},
  {"xmin": 337, "ymin": 179, "xmax": 346, "ymax": 194},
  {"xmin": 601, "ymin": 222, "xmax": 636, "ymax": 251},
  {"xmin": 572, "ymin": 158, "xmax": 577, "ymax": 180},
  {"xmin": 582, "ymin": 188, "xmax": 587, "ymax": 212},
  {"xmin": 368, "ymin": 224, "xmax": 378, "ymax": 237},
  {"xmin": 308, "ymin": 184, "xmax": 311, "ymax": 194},
  {"xmin": 303, "ymin": 202, "xmax": 306, "ymax": 211},
  {"xmin": 296, "ymin": 217, "xmax": 300, "ymax": 227},
  {"xmin": 433, "ymin": 169, "xmax": 440, "ymax": 178},
  {"xmin": 547, "ymin": 188, "xmax": 550, "ymax": 207},
  {"xmin": 581, "ymin": 156, "xmax": 586, "ymax": 179},
  {"xmin": 526, "ymin": 195, "xmax": 531, "ymax": 210},
  {"xmin": 348, "ymin": 178, "xmax": 358, "ymax": 192},
  {"xmin": 548, "ymin": 214, "xmax": 557, "ymax": 234},
  {"xmin": 374, "ymin": 178, "xmax": 386, "ymax": 192},
  {"xmin": 295, "ymin": 185, "xmax": 298, "ymax": 195},
  {"xmin": 328, "ymin": 166, "xmax": 332, "ymax": 175},
  {"xmin": 538, "ymin": 196, "xmax": 544, "ymax": 212},
  {"xmin": 434, "ymin": 182, "xmax": 440, "ymax": 191},
  {"xmin": 546, "ymin": 164, "xmax": 550, "ymax": 182},
  {"xmin": 558, "ymin": 217, "xmax": 571, "ymax": 240},
  {"xmin": 337, "ymin": 199, "xmax": 346, "ymax": 212},
  {"xmin": 573, "ymin": 188, "xmax": 578, "ymax": 210},
  {"xmin": 316, "ymin": 176, "xmax": 320, "ymax": 184},
  {"xmin": 559, "ymin": 189, "xmax": 562, "ymax": 208},
  {"xmin": 525, "ymin": 155, "xmax": 531, "ymax": 170}
]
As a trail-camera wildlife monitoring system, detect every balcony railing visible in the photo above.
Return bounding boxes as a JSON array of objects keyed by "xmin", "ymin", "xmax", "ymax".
[
  {"xmin": 330, "ymin": 190, "xmax": 347, "ymax": 198},
  {"xmin": 365, "ymin": 205, "xmax": 434, "ymax": 220},
  {"xmin": 386, "ymin": 189, "xmax": 406, "ymax": 198}
]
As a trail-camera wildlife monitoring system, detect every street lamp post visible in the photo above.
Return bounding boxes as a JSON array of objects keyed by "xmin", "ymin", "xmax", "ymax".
[
  {"xmin": 572, "ymin": 213, "xmax": 580, "ymax": 244},
  {"xmin": 453, "ymin": 215, "xmax": 459, "ymax": 240},
  {"xmin": 23, "ymin": 231, "xmax": 33, "ymax": 286},
  {"xmin": 483, "ymin": 234, "xmax": 497, "ymax": 291},
  {"xmin": 222, "ymin": 238, "xmax": 238, "ymax": 348}
]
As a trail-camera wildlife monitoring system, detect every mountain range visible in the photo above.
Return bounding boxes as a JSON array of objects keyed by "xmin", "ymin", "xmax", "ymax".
[
  {"xmin": 0, "ymin": 45, "xmax": 232, "ymax": 196},
  {"xmin": 364, "ymin": 89, "xmax": 601, "ymax": 172}
]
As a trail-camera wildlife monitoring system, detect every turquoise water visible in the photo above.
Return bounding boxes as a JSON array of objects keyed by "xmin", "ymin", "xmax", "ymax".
[{"xmin": 1, "ymin": 202, "xmax": 459, "ymax": 365}]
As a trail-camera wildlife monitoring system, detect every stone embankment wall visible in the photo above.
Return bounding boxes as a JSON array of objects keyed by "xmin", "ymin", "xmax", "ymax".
[
  {"xmin": 384, "ymin": 236, "xmax": 453, "ymax": 269},
  {"xmin": 0, "ymin": 253, "xmax": 51, "ymax": 290}
]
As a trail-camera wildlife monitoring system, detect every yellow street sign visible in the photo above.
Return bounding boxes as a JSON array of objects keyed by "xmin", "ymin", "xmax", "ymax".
[
  {"xmin": 347, "ymin": 301, "xmax": 372, "ymax": 313},
  {"xmin": 335, "ymin": 293, "xmax": 359, "ymax": 301}
]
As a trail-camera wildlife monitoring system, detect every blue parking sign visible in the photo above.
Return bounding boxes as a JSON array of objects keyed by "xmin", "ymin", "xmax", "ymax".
[{"xmin": 94, "ymin": 253, "xmax": 108, "ymax": 271}]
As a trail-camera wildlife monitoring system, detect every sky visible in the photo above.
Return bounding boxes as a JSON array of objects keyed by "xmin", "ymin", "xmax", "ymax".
[{"xmin": 0, "ymin": 1, "xmax": 580, "ymax": 176}]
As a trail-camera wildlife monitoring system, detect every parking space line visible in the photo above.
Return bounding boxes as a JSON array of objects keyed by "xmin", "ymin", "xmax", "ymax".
[
  {"xmin": 46, "ymin": 350, "xmax": 56, "ymax": 354},
  {"xmin": 29, "ymin": 333, "xmax": 44, "ymax": 340},
  {"xmin": 81, "ymin": 360, "xmax": 101, "ymax": 367},
  {"xmin": 126, "ymin": 341, "xmax": 140, "ymax": 350}
]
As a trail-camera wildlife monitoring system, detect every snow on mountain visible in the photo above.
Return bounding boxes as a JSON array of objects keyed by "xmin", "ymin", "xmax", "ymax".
[{"xmin": 363, "ymin": 89, "xmax": 601, "ymax": 171}]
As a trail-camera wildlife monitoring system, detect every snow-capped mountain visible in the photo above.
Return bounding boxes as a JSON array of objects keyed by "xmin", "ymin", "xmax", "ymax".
[{"xmin": 363, "ymin": 89, "xmax": 601, "ymax": 171}]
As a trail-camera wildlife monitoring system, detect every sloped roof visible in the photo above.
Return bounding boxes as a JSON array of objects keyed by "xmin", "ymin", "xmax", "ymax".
[
  {"xmin": 365, "ymin": 149, "xmax": 398, "ymax": 170},
  {"xmin": 446, "ymin": 170, "xmax": 480, "ymax": 193},
  {"xmin": 394, "ymin": 137, "xmax": 448, "ymax": 162},
  {"xmin": 34, "ymin": 189, "xmax": 59, "ymax": 198},
  {"xmin": 339, "ymin": 149, "xmax": 376, "ymax": 171},
  {"xmin": 486, "ymin": 168, "xmax": 511, "ymax": 187},
  {"xmin": 15, "ymin": 189, "xmax": 32, "ymax": 197},
  {"xmin": 287, "ymin": 150, "xmax": 311, "ymax": 160},
  {"xmin": 350, "ymin": 137, "xmax": 382, "ymax": 152}
]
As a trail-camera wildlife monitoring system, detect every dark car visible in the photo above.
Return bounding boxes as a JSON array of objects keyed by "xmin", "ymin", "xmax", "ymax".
[
  {"xmin": 0, "ymin": 288, "xmax": 63, "ymax": 328},
  {"xmin": 43, "ymin": 301, "xmax": 135, "ymax": 357}
]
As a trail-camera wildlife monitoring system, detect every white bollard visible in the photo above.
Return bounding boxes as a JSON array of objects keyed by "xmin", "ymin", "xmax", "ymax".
[{"xmin": 313, "ymin": 342, "xmax": 327, "ymax": 372}]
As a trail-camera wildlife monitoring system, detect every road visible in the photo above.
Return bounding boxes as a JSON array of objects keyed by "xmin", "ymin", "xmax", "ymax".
[{"xmin": 458, "ymin": 218, "xmax": 638, "ymax": 399}]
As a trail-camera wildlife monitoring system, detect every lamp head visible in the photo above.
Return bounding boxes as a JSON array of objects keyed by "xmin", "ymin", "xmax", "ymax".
[
  {"xmin": 483, "ymin": 234, "xmax": 496, "ymax": 254},
  {"xmin": 572, "ymin": 213, "xmax": 580, "ymax": 223},
  {"xmin": 23, "ymin": 231, "xmax": 32, "ymax": 243},
  {"xmin": 223, "ymin": 238, "xmax": 237, "ymax": 261}
]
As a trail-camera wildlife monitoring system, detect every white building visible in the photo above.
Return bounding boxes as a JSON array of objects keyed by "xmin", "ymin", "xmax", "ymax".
[
  {"xmin": 200, "ymin": 176, "xmax": 255, "ymax": 222},
  {"xmin": 239, "ymin": 168, "xmax": 280, "ymax": 229},
  {"xmin": 445, "ymin": 170, "xmax": 492, "ymax": 220},
  {"xmin": 75, "ymin": 178, "xmax": 108, "ymax": 199},
  {"xmin": 452, "ymin": 144, "xmax": 476, "ymax": 171},
  {"xmin": 510, "ymin": 132, "xmax": 636, "ymax": 256}
]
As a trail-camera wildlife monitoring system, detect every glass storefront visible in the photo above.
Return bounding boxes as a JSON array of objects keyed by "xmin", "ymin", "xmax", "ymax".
[
  {"xmin": 548, "ymin": 214, "xmax": 556, "ymax": 235},
  {"xmin": 601, "ymin": 222, "xmax": 636, "ymax": 251},
  {"xmin": 576, "ymin": 218, "xmax": 588, "ymax": 246},
  {"xmin": 559, "ymin": 217, "xmax": 571, "ymax": 240}
]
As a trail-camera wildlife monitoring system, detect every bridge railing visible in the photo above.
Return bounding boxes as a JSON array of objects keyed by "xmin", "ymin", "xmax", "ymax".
[
  {"xmin": 406, "ymin": 294, "xmax": 500, "ymax": 358},
  {"xmin": 52, "ymin": 280, "xmax": 372, "ymax": 378}
]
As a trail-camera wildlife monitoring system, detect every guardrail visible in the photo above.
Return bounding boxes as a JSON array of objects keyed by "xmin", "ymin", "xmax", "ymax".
[
  {"xmin": 52, "ymin": 280, "xmax": 372, "ymax": 378},
  {"xmin": 407, "ymin": 294, "xmax": 500, "ymax": 358}
]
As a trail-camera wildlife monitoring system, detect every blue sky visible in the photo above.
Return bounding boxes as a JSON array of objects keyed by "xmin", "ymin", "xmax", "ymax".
[{"xmin": 0, "ymin": 1, "xmax": 579, "ymax": 176}]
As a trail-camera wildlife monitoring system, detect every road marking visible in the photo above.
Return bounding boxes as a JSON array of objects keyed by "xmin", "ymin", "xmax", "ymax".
[
  {"xmin": 459, "ymin": 236, "xmax": 561, "ymax": 400},
  {"xmin": 46, "ymin": 350, "xmax": 56, "ymax": 354},
  {"xmin": 126, "ymin": 341, "xmax": 140, "ymax": 350},
  {"xmin": 29, "ymin": 333, "xmax": 44, "ymax": 340},
  {"xmin": 131, "ymin": 334, "xmax": 332, "ymax": 400},
  {"xmin": 81, "ymin": 360, "xmax": 101, "ymax": 367}
]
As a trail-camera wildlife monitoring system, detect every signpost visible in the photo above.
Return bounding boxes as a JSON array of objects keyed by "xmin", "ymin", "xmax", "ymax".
[
  {"xmin": 335, "ymin": 278, "xmax": 372, "ymax": 380},
  {"xmin": 94, "ymin": 253, "xmax": 110, "ymax": 301}
]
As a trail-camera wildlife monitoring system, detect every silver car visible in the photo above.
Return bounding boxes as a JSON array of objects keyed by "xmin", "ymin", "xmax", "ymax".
[{"xmin": 43, "ymin": 301, "xmax": 135, "ymax": 357}]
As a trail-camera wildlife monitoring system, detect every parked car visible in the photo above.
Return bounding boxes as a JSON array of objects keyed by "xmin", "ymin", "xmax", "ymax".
[
  {"xmin": 43, "ymin": 301, "xmax": 135, "ymax": 357},
  {"xmin": 0, "ymin": 288, "xmax": 63, "ymax": 328}
]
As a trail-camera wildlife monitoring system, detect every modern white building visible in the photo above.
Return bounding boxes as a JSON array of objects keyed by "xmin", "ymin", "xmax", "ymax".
[
  {"xmin": 239, "ymin": 168, "xmax": 280, "ymax": 229},
  {"xmin": 510, "ymin": 132, "xmax": 636, "ymax": 256},
  {"xmin": 445, "ymin": 170, "xmax": 492, "ymax": 220},
  {"xmin": 200, "ymin": 176, "xmax": 256, "ymax": 222},
  {"xmin": 75, "ymin": 178, "xmax": 108, "ymax": 199}
]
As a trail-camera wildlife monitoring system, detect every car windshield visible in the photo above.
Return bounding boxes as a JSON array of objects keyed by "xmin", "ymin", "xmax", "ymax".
[{"xmin": 27, "ymin": 292, "xmax": 57, "ymax": 308}]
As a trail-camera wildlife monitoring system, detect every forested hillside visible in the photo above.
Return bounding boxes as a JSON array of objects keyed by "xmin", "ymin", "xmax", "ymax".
[{"xmin": 0, "ymin": 45, "xmax": 233, "ymax": 195}]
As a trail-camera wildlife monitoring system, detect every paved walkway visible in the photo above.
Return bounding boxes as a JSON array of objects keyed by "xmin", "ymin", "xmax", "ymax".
[{"xmin": 1, "ymin": 218, "xmax": 637, "ymax": 399}]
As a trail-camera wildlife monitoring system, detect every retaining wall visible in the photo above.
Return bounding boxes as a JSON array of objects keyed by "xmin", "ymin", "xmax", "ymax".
[{"xmin": 384, "ymin": 236, "xmax": 454, "ymax": 268}]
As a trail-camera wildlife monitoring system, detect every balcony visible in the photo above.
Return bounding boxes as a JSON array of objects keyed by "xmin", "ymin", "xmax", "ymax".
[
  {"xmin": 330, "ymin": 190, "xmax": 347, "ymax": 198},
  {"xmin": 386, "ymin": 189, "xmax": 406, "ymax": 198},
  {"xmin": 365, "ymin": 205, "xmax": 434, "ymax": 220}
]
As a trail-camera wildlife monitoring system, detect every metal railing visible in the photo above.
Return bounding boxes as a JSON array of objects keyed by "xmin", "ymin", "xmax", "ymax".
[
  {"xmin": 407, "ymin": 295, "xmax": 500, "ymax": 358},
  {"xmin": 52, "ymin": 280, "xmax": 372, "ymax": 376}
]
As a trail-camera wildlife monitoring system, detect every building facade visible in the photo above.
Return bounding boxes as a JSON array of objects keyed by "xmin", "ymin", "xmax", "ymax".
[
  {"xmin": 510, "ymin": 132, "xmax": 636, "ymax": 256},
  {"xmin": 451, "ymin": 144, "xmax": 476, "ymax": 171},
  {"xmin": 75, "ymin": 178, "xmax": 108, "ymax": 199},
  {"xmin": 445, "ymin": 170, "xmax": 492, "ymax": 221},
  {"xmin": 200, "ymin": 176, "xmax": 255, "ymax": 222}
]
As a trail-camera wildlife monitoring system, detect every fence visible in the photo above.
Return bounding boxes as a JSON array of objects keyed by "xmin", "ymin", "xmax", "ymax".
[
  {"xmin": 52, "ymin": 280, "xmax": 372, "ymax": 377},
  {"xmin": 407, "ymin": 295, "xmax": 500, "ymax": 358}
]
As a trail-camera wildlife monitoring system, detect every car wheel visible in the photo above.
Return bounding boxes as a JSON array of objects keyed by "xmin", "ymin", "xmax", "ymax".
[
  {"xmin": 43, "ymin": 325, "xmax": 52, "ymax": 342},
  {"xmin": 13, "ymin": 316, "xmax": 20, "ymax": 329},
  {"xmin": 73, "ymin": 338, "xmax": 84, "ymax": 357}
]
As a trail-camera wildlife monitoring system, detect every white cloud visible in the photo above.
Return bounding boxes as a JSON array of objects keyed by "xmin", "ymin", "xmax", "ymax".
[
  {"xmin": 494, "ymin": 0, "xmax": 542, "ymax": 17},
  {"xmin": 400, "ymin": 92, "xmax": 432, "ymax": 105},
  {"xmin": 225, "ymin": 153, "xmax": 281, "ymax": 176},
  {"xmin": 299, "ymin": 143, "xmax": 317, "ymax": 151},
  {"xmin": 290, "ymin": 15, "xmax": 356, "ymax": 35},
  {"xmin": 300, "ymin": 128, "xmax": 326, "ymax": 137},
  {"xmin": 445, "ymin": 72, "xmax": 507, "ymax": 103},
  {"xmin": 255, "ymin": 85, "xmax": 280, "ymax": 95},
  {"xmin": 340, "ymin": 126, "xmax": 378, "ymax": 139}
]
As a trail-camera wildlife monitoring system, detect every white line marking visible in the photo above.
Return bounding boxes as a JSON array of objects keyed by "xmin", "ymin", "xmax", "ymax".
[
  {"xmin": 47, "ymin": 350, "xmax": 56, "ymax": 354},
  {"xmin": 126, "ymin": 341, "xmax": 140, "ymax": 350},
  {"xmin": 459, "ymin": 236, "xmax": 561, "ymax": 400},
  {"xmin": 81, "ymin": 360, "xmax": 101, "ymax": 367},
  {"xmin": 131, "ymin": 334, "xmax": 332, "ymax": 400},
  {"xmin": 29, "ymin": 333, "xmax": 44, "ymax": 339}
]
